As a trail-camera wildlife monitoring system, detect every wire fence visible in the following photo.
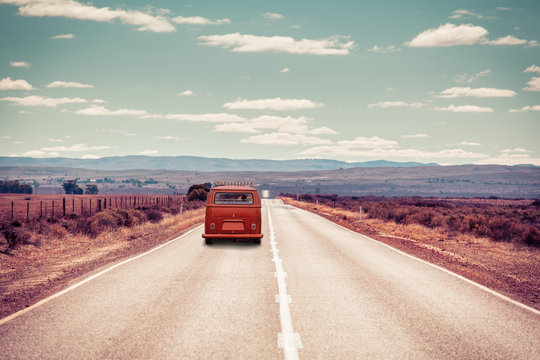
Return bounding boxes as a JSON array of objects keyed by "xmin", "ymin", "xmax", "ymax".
[{"xmin": 0, "ymin": 195, "xmax": 187, "ymax": 222}]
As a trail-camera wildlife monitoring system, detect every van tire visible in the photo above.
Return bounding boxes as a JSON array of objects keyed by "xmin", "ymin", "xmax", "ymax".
[
  {"xmin": 252, "ymin": 238, "xmax": 261, "ymax": 245},
  {"xmin": 205, "ymin": 238, "xmax": 213, "ymax": 245}
]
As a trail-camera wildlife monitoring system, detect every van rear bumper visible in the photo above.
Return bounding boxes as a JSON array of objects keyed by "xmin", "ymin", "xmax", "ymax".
[{"xmin": 202, "ymin": 233, "xmax": 263, "ymax": 239}]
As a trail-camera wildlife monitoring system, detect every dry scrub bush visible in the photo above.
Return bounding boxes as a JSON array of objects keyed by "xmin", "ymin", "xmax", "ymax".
[{"xmin": 282, "ymin": 193, "xmax": 540, "ymax": 247}]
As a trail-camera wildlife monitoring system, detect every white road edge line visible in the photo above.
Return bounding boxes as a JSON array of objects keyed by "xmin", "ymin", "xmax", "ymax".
[
  {"xmin": 266, "ymin": 200, "xmax": 302, "ymax": 360},
  {"xmin": 0, "ymin": 225, "xmax": 204, "ymax": 326},
  {"xmin": 287, "ymin": 201, "xmax": 540, "ymax": 316}
]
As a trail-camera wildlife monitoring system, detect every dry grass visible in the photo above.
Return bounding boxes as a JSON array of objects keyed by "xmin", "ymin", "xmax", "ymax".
[{"xmin": 281, "ymin": 196, "xmax": 540, "ymax": 310}]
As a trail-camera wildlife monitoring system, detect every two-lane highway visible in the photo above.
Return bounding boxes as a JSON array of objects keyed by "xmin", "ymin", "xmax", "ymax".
[{"xmin": 1, "ymin": 199, "xmax": 538, "ymax": 359}]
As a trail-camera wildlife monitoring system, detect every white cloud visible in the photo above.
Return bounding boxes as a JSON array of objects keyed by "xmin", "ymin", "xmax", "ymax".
[
  {"xmin": 74, "ymin": 105, "xmax": 146, "ymax": 116},
  {"xmin": 446, "ymin": 141, "xmax": 481, "ymax": 147},
  {"xmin": 224, "ymin": 97, "xmax": 324, "ymax": 111},
  {"xmin": 241, "ymin": 132, "xmax": 331, "ymax": 146},
  {"xmin": 449, "ymin": 9, "xmax": 484, "ymax": 19},
  {"xmin": 484, "ymin": 35, "xmax": 527, "ymax": 45},
  {"xmin": 406, "ymin": 23, "xmax": 488, "ymax": 47},
  {"xmin": 48, "ymin": 138, "xmax": 63, "ymax": 143},
  {"xmin": 1, "ymin": 95, "xmax": 86, "ymax": 106},
  {"xmin": 47, "ymin": 80, "xmax": 93, "ymax": 88},
  {"xmin": 92, "ymin": 98, "xmax": 106, "ymax": 103},
  {"xmin": 215, "ymin": 123, "xmax": 259, "ymax": 133},
  {"xmin": 155, "ymin": 135, "xmax": 180, "ymax": 140},
  {"xmin": 367, "ymin": 101, "xmax": 426, "ymax": 109},
  {"xmin": 50, "ymin": 33, "xmax": 74, "ymax": 39},
  {"xmin": 523, "ymin": 77, "xmax": 540, "ymax": 91},
  {"xmin": 290, "ymin": 24, "xmax": 301, "ymax": 29},
  {"xmin": 309, "ymin": 126, "xmax": 338, "ymax": 135},
  {"xmin": 172, "ymin": 15, "xmax": 230, "ymax": 25},
  {"xmin": 435, "ymin": 86, "xmax": 515, "ymax": 98},
  {"xmin": 264, "ymin": 12, "xmax": 284, "ymax": 20},
  {"xmin": 406, "ymin": 23, "xmax": 536, "ymax": 48},
  {"xmin": 524, "ymin": 65, "xmax": 540, "ymax": 74},
  {"xmin": 509, "ymin": 105, "xmax": 540, "ymax": 113},
  {"xmin": 3, "ymin": 0, "xmax": 175, "ymax": 33},
  {"xmin": 475, "ymin": 149, "xmax": 540, "ymax": 166},
  {"xmin": 0, "ymin": 77, "xmax": 34, "ymax": 90},
  {"xmin": 402, "ymin": 133, "xmax": 429, "ymax": 139},
  {"xmin": 100, "ymin": 129, "xmax": 136, "ymax": 136},
  {"xmin": 501, "ymin": 147, "xmax": 531, "ymax": 153},
  {"xmin": 337, "ymin": 136, "xmax": 398, "ymax": 149},
  {"xmin": 433, "ymin": 104, "xmax": 493, "ymax": 113},
  {"xmin": 198, "ymin": 33, "xmax": 354, "ymax": 55},
  {"xmin": 10, "ymin": 61, "xmax": 30, "ymax": 68},
  {"xmin": 279, "ymin": 67, "xmax": 290, "ymax": 73},
  {"xmin": 178, "ymin": 90, "xmax": 196, "ymax": 96},
  {"xmin": 145, "ymin": 112, "xmax": 245, "ymax": 123},
  {"xmin": 386, "ymin": 87, "xmax": 397, "ymax": 92},
  {"xmin": 82, "ymin": 154, "xmax": 101, "ymax": 159},
  {"xmin": 138, "ymin": 149, "xmax": 158, "ymax": 155},
  {"xmin": 41, "ymin": 143, "xmax": 112, "ymax": 152},
  {"xmin": 454, "ymin": 69, "xmax": 491, "ymax": 83},
  {"xmin": 366, "ymin": 45, "xmax": 399, "ymax": 53},
  {"xmin": 215, "ymin": 115, "xmax": 336, "ymax": 136},
  {"xmin": 21, "ymin": 150, "xmax": 58, "ymax": 157},
  {"xmin": 302, "ymin": 146, "xmax": 487, "ymax": 160}
]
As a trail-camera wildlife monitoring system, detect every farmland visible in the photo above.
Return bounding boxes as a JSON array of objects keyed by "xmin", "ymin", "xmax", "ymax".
[{"xmin": 0, "ymin": 194, "xmax": 185, "ymax": 223}]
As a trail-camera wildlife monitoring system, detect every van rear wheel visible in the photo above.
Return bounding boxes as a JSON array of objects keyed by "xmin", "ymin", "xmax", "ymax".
[
  {"xmin": 205, "ymin": 238, "xmax": 213, "ymax": 245},
  {"xmin": 252, "ymin": 238, "xmax": 261, "ymax": 245}
]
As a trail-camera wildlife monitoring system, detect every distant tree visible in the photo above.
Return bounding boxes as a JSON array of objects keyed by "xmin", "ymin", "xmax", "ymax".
[
  {"xmin": 85, "ymin": 184, "xmax": 99, "ymax": 194},
  {"xmin": 187, "ymin": 183, "xmax": 210, "ymax": 201},
  {"xmin": 0, "ymin": 180, "xmax": 33, "ymax": 194},
  {"xmin": 62, "ymin": 180, "xmax": 83, "ymax": 194}
]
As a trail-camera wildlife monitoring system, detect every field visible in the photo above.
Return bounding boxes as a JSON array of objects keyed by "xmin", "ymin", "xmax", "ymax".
[
  {"xmin": 280, "ymin": 195, "xmax": 540, "ymax": 309},
  {"xmin": 284, "ymin": 194, "xmax": 540, "ymax": 247},
  {"xmin": 0, "ymin": 194, "xmax": 185, "ymax": 222}
]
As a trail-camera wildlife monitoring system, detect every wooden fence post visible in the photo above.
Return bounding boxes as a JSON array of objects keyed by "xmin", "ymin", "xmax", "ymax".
[
  {"xmin": 63, "ymin": 198, "xmax": 66, "ymax": 217},
  {"xmin": 90, "ymin": 198, "xmax": 92, "ymax": 214},
  {"xmin": 98, "ymin": 199, "xmax": 102, "ymax": 212},
  {"xmin": 72, "ymin": 198, "xmax": 75, "ymax": 214},
  {"xmin": 40, "ymin": 200, "xmax": 43, "ymax": 218},
  {"xmin": 11, "ymin": 201, "xmax": 14, "ymax": 221},
  {"xmin": 81, "ymin": 199, "xmax": 83, "ymax": 215},
  {"xmin": 52, "ymin": 200, "xmax": 55, "ymax": 219},
  {"xmin": 26, "ymin": 202, "xmax": 29, "ymax": 222}
]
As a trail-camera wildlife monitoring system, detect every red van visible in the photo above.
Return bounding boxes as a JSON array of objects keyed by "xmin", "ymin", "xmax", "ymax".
[{"xmin": 202, "ymin": 186, "xmax": 263, "ymax": 245}]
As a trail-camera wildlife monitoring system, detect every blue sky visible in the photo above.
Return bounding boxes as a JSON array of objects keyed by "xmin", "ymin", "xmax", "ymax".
[{"xmin": 0, "ymin": 0, "xmax": 539, "ymax": 165}]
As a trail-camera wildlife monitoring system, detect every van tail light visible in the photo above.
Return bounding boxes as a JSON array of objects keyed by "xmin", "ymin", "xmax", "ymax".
[
  {"xmin": 210, "ymin": 223, "xmax": 216, "ymax": 230},
  {"xmin": 251, "ymin": 223, "xmax": 256, "ymax": 230}
]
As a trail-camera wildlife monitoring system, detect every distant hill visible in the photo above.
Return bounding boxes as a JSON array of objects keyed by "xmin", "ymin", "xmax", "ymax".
[
  {"xmin": 0, "ymin": 156, "xmax": 439, "ymax": 172},
  {"xmin": 1, "ymin": 164, "xmax": 539, "ymax": 198}
]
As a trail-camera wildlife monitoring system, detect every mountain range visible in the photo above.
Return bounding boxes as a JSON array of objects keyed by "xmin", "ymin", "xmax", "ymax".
[{"xmin": 0, "ymin": 156, "xmax": 439, "ymax": 172}]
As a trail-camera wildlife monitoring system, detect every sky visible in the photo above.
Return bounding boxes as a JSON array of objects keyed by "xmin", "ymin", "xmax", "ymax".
[{"xmin": 0, "ymin": 0, "xmax": 539, "ymax": 165}]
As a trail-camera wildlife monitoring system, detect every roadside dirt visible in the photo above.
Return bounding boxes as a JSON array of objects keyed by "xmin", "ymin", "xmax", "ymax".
[
  {"xmin": 281, "ymin": 197, "xmax": 540, "ymax": 311},
  {"xmin": 0, "ymin": 209, "xmax": 205, "ymax": 320}
]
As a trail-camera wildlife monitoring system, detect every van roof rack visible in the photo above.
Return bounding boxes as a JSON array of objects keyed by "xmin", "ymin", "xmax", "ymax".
[{"xmin": 214, "ymin": 181, "xmax": 255, "ymax": 187}]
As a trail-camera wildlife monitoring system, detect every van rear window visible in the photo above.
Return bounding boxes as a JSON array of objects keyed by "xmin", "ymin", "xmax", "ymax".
[{"xmin": 214, "ymin": 192, "xmax": 254, "ymax": 205}]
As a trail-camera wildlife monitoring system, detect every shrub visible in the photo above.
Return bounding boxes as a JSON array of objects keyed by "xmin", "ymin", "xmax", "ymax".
[
  {"xmin": 524, "ymin": 227, "xmax": 540, "ymax": 247},
  {"xmin": 145, "ymin": 209, "xmax": 163, "ymax": 223},
  {"xmin": 1, "ymin": 222, "xmax": 31, "ymax": 249},
  {"xmin": 49, "ymin": 223, "xmax": 68, "ymax": 239}
]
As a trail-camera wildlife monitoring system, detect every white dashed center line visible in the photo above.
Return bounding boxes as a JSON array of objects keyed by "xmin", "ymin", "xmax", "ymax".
[{"xmin": 266, "ymin": 201, "xmax": 302, "ymax": 360}]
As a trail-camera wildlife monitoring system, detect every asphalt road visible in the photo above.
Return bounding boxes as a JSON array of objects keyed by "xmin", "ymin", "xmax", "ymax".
[{"xmin": 1, "ymin": 199, "xmax": 538, "ymax": 359}]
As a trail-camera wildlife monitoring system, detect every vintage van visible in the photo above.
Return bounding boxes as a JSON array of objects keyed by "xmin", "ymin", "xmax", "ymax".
[{"xmin": 202, "ymin": 186, "xmax": 263, "ymax": 245}]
